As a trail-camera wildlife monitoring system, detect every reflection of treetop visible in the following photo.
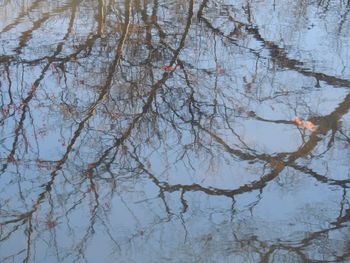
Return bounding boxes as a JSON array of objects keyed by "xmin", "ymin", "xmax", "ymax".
[{"xmin": 1, "ymin": 0, "xmax": 350, "ymax": 262}]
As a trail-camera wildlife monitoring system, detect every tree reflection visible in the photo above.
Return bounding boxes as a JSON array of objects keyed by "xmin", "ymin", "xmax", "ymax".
[{"xmin": 1, "ymin": 0, "xmax": 350, "ymax": 262}]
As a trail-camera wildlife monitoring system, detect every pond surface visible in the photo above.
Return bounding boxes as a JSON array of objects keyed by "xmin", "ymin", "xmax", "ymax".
[{"xmin": 1, "ymin": 0, "xmax": 350, "ymax": 262}]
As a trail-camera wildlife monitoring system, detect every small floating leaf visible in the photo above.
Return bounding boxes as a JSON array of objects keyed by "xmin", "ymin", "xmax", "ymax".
[
  {"xmin": 292, "ymin": 117, "xmax": 317, "ymax": 132},
  {"xmin": 161, "ymin": 65, "xmax": 176, "ymax": 72}
]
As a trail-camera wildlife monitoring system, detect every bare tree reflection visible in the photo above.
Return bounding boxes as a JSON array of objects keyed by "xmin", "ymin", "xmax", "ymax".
[{"xmin": 1, "ymin": 0, "xmax": 350, "ymax": 262}]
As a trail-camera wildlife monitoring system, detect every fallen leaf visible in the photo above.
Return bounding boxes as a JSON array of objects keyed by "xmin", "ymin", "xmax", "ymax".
[
  {"xmin": 161, "ymin": 65, "xmax": 177, "ymax": 72},
  {"xmin": 292, "ymin": 117, "xmax": 317, "ymax": 132},
  {"xmin": 1, "ymin": 107, "xmax": 9, "ymax": 116},
  {"xmin": 46, "ymin": 219, "xmax": 57, "ymax": 229},
  {"xmin": 244, "ymin": 83, "xmax": 252, "ymax": 93},
  {"xmin": 292, "ymin": 117, "xmax": 303, "ymax": 126},
  {"xmin": 304, "ymin": 121, "xmax": 317, "ymax": 132}
]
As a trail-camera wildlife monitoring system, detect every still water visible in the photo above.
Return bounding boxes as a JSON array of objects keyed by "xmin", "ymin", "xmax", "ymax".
[{"xmin": 1, "ymin": 0, "xmax": 350, "ymax": 262}]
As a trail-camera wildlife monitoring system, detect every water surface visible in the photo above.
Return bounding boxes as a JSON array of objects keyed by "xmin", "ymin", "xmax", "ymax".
[{"xmin": 1, "ymin": 0, "xmax": 350, "ymax": 262}]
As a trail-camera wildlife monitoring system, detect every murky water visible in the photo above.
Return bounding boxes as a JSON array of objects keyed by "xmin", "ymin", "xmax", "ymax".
[{"xmin": 1, "ymin": 0, "xmax": 350, "ymax": 262}]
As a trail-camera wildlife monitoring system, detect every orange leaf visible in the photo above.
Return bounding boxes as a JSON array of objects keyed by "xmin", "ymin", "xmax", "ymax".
[
  {"xmin": 304, "ymin": 121, "xmax": 316, "ymax": 132},
  {"xmin": 292, "ymin": 117, "xmax": 303, "ymax": 126},
  {"xmin": 292, "ymin": 117, "xmax": 317, "ymax": 132},
  {"xmin": 161, "ymin": 65, "xmax": 176, "ymax": 72}
]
